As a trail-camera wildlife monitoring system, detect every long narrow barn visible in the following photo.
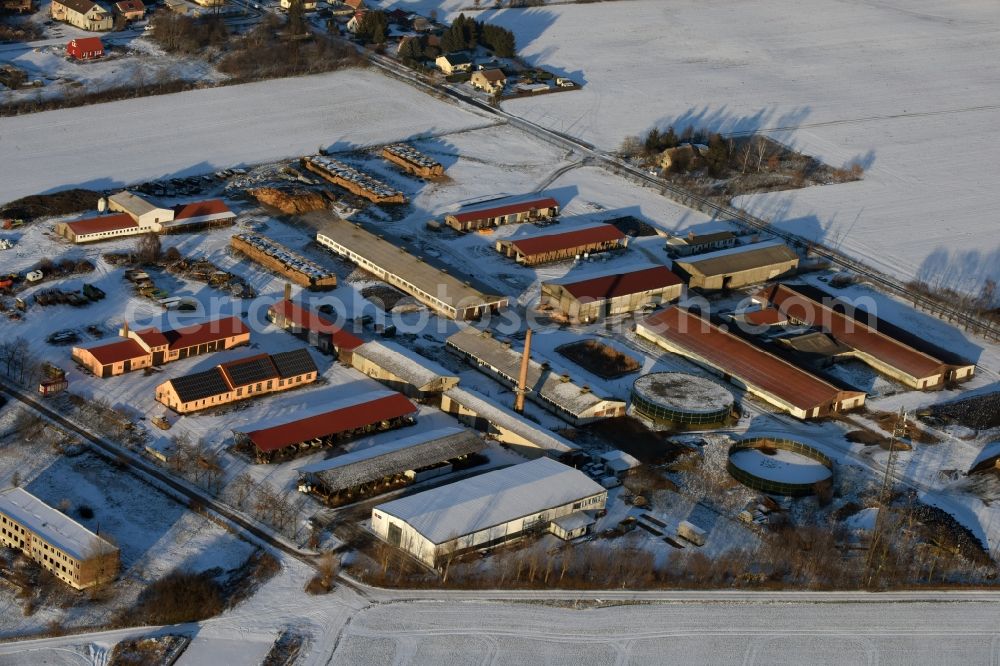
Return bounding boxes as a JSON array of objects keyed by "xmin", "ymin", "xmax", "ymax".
[
  {"xmin": 297, "ymin": 427, "xmax": 485, "ymax": 504},
  {"xmin": 235, "ymin": 391, "xmax": 419, "ymax": 463},
  {"xmin": 757, "ymin": 284, "xmax": 976, "ymax": 389},
  {"xmin": 672, "ymin": 240, "xmax": 799, "ymax": 290},
  {"xmin": 444, "ymin": 195, "xmax": 560, "ymax": 232},
  {"xmin": 636, "ymin": 306, "xmax": 866, "ymax": 419},
  {"xmin": 495, "ymin": 223, "xmax": 628, "ymax": 266},
  {"xmin": 268, "ymin": 298, "xmax": 363, "ymax": 357},
  {"xmin": 316, "ymin": 215, "xmax": 508, "ymax": 320}
]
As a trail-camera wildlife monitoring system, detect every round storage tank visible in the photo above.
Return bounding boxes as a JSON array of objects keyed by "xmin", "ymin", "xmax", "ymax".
[
  {"xmin": 630, "ymin": 372, "xmax": 735, "ymax": 428},
  {"xmin": 727, "ymin": 435, "xmax": 833, "ymax": 496}
]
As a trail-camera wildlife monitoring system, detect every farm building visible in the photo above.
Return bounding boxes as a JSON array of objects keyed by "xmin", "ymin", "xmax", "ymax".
[
  {"xmin": 470, "ymin": 69, "xmax": 507, "ymax": 94},
  {"xmin": 113, "ymin": 0, "xmax": 144, "ymax": 20},
  {"xmin": 435, "ymin": 52, "xmax": 472, "ymax": 75},
  {"xmin": 50, "ymin": 0, "xmax": 112, "ymax": 30},
  {"xmin": 443, "ymin": 195, "xmax": 560, "ymax": 232},
  {"xmin": 665, "ymin": 230, "xmax": 737, "ymax": 257},
  {"xmin": 446, "ymin": 327, "xmax": 626, "ymax": 425},
  {"xmin": 440, "ymin": 387, "xmax": 578, "ymax": 459},
  {"xmin": 316, "ymin": 216, "xmax": 508, "ymax": 320},
  {"xmin": 672, "ymin": 240, "xmax": 799, "ymax": 290},
  {"xmin": 348, "ymin": 340, "xmax": 460, "ymax": 400},
  {"xmin": 371, "ymin": 457, "xmax": 606, "ymax": 567},
  {"xmin": 56, "ymin": 195, "xmax": 234, "ymax": 243},
  {"xmin": 540, "ymin": 265, "xmax": 683, "ymax": 323},
  {"xmin": 72, "ymin": 316, "xmax": 250, "ymax": 378},
  {"xmin": 234, "ymin": 391, "xmax": 418, "ymax": 463},
  {"xmin": 969, "ymin": 442, "xmax": 1000, "ymax": 475},
  {"xmin": 600, "ymin": 449, "xmax": 640, "ymax": 478},
  {"xmin": 0, "ymin": 488, "xmax": 119, "ymax": 590},
  {"xmin": 302, "ymin": 156, "xmax": 406, "ymax": 204},
  {"xmin": 495, "ymin": 223, "xmax": 627, "ymax": 266},
  {"xmin": 636, "ymin": 306, "xmax": 866, "ymax": 419},
  {"xmin": 297, "ymin": 427, "xmax": 485, "ymax": 504},
  {"xmin": 155, "ymin": 348, "xmax": 318, "ymax": 415},
  {"xmin": 231, "ymin": 234, "xmax": 337, "ymax": 289},
  {"xmin": 66, "ymin": 37, "xmax": 104, "ymax": 60},
  {"xmin": 267, "ymin": 298, "xmax": 362, "ymax": 357},
  {"xmin": 757, "ymin": 284, "xmax": 976, "ymax": 389},
  {"xmin": 381, "ymin": 144, "xmax": 444, "ymax": 178}
]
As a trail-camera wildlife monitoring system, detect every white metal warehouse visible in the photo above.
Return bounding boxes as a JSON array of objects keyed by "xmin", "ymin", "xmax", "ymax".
[{"xmin": 371, "ymin": 457, "xmax": 606, "ymax": 566}]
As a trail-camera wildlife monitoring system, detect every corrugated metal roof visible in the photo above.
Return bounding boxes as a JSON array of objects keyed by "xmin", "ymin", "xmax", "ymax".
[
  {"xmin": 673, "ymin": 241, "xmax": 798, "ymax": 277},
  {"xmin": 172, "ymin": 199, "xmax": 233, "ymax": 221},
  {"xmin": 242, "ymin": 392, "xmax": 418, "ymax": 453},
  {"xmin": 299, "ymin": 427, "xmax": 484, "ymax": 492},
  {"xmin": 352, "ymin": 340, "xmax": 457, "ymax": 389},
  {"xmin": 65, "ymin": 213, "xmax": 137, "ymax": 236},
  {"xmin": 507, "ymin": 224, "xmax": 625, "ymax": 258},
  {"xmin": 443, "ymin": 387, "xmax": 578, "ymax": 454},
  {"xmin": 760, "ymin": 284, "xmax": 955, "ymax": 380},
  {"xmin": 546, "ymin": 265, "xmax": 681, "ymax": 302},
  {"xmin": 0, "ymin": 488, "xmax": 117, "ymax": 561},
  {"xmin": 638, "ymin": 306, "xmax": 862, "ymax": 413},
  {"xmin": 270, "ymin": 300, "xmax": 363, "ymax": 350},
  {"xmin": 374, "ymin": 458, "xmax": 604, "ymax": 544},
  {"xmin": 449, "ymin": 196, "xmax": 559, "ymax": 224}
]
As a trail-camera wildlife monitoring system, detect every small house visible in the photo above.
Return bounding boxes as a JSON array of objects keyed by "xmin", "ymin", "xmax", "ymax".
[
  {"xmin": 435, "ymin": 52, "xmax": 472, "ymax": 75},
  {"xmin": 470, "ymin": 68, "xmax": 506, "ymax": 94},
  {"xmin": 600, "ymin": 449, "xmax": 639, "ymax": 478},
  {"xmin": 66, "ymin": 37, "xmax": 105, "ymax": 60},
  {"xmin": 113, "ymin": 0, "xmax": 144, "ymax": 20},
  {"xmin": 280, "ymin": 0, "xmax": 316, "ymax": 10}
]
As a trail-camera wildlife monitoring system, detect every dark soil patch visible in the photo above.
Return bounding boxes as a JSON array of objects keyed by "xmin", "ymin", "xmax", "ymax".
[
  {"xmin": 1, "ymin": 188, "xmax": 102, "ymax": 221},
  {"xmin": 361, "ymin": 284, "xmax": 408, "ymax": 311},
  {"xmin": 557, "ymin": 339, "xmax": 641, "ymax": 379},
  {"xmin": 925, "ymin": 391, "xmax": 1000, "ymax": 430},
  {"xmin": 584, "ymin": 417, "xmax": 688, "ymax": 464},
  {"xmin": 603, "ymin": 215, "xmax": 658, "ymax": 237}
]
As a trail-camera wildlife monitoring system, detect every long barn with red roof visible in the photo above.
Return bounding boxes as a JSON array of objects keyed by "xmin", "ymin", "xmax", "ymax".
[
  {"xmin": 636, "ymin": 306, "xmax": 866, "ymax": 419},
  {"xmin": 495, "ymin": 223, "xmax": 627, "ymax": 266},
  {"xmin": 444, "ymin": 195, "xmax": 559, "ymax": 232},
  {"xmin": 541, "ymin": 264, "xmax": 682, "ymax": 323},
  {"xmin": 756, "ymin": 284, "xmax": 976, "ymax": 389},
  {"xmin": 235, "ymin": 391, "xmax": 418, "ymax": 463}
]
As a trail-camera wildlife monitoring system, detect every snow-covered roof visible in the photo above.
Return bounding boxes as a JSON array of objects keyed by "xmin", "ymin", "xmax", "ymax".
[
  {"xmin": 672, "ymin": 240, "xmax": 798, "ymax": 277},
  {"xmin": 970, "ymin": 441, "xmax": 1000, "ymax": 474},
  {"xmin": 374, "ymin": 458, "xmax": 605, "ymax": 544},
  {"xmin": 0, "ymin": 488, "xmax": 117, "ymax": 560},
  {"xmin": 446, "ymin": 328, "xmax": 623, "ymax": 418},
  {"xmin": 600, "ymin": 449, "xmax": 640, "ymax": 471},
  {"xmin": 443, "ymin": 387, "xmax": 577, "ymax": 454},
  {"xmin": 299, "ymin": 427, "xmax": 485, "ymax": 492},
  {"xmin": 352, "ymin": 340, "xmax": 458, "ymax": 390},
  {"xmin": 551, "ymin": 510, "xmax": 596, "ymax": 532}
]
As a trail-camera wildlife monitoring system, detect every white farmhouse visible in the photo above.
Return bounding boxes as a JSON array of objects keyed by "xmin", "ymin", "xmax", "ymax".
[{"xmin": 371, "ymin": 457, "xmax": 606, "ymax": 566}]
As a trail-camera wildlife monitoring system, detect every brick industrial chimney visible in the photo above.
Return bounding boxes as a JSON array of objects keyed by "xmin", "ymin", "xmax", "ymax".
[
  {"xmin": 284, "ymin": 282, "xmax": 292, "ymax": 302},
  {"xmin": 514, "ymin": 328, "xmax": 532, "ymax": 413}
]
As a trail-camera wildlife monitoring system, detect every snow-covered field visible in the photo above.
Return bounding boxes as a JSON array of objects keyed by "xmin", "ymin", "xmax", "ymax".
[
  {"xmin": 0, "ymin": 67, "xmax": 497, "ymax": 204},
  {"xmin": 461, "ymin": 0, "xmax": 1000, "ymax": 297}
]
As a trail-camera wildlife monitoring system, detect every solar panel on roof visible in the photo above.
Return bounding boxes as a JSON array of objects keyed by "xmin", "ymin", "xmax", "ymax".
[
  {"xmin": 272, "ymin": 348, "xmax": 318, "ymax": 378},
  {"xmin": 224, "ymin": 356, "xmax": 278, "ymax": 387},
  {"xmin": 170, "ymin": 368, "xmax": 230, "ymax": 404}
]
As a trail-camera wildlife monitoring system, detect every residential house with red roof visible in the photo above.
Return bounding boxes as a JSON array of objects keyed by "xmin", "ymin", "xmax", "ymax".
[
  {"xmin": 444, "ymin": 195, "xmax": 559, "ymax": 232},
  {"xmin": 71, "ymin": 316, "xmax": 251, "ymax": 378},
  {"xmin": 66, "ymin": 37, "xmax": 104, "ymax": 60},
  {"xmin": 495, "ymin": 223, "xmax": 627, "ymax": 266},
  {"xmin": 540, "ymin": 265, "xmax": 683, "ymax": 323}
]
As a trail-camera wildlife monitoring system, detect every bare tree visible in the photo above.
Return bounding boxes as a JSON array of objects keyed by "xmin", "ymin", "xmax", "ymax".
[{"xmin": 135, "ymin": 232, "xmax": 161, "ymax": 265}]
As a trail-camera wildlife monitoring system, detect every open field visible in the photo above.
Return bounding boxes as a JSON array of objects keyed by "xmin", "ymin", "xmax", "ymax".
[{"xmin": 471, "ymin": 0, "xmax": 1000, "ymax": 298}]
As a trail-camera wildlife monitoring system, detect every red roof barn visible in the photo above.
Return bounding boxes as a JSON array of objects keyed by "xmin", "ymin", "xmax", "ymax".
[{"xmin": 67, "ymin": 37, "xmax": 104, "ymax": 61}]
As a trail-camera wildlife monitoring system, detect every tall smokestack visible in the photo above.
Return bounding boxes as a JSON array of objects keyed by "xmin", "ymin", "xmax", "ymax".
[
  {"xmin": 284, "ymin": 282, "xmax": 292, "ymax": 302},
  {"xmin": 121, "ymin": 320, "xmax": 129, "ymax": 337},
  {"xmin": 514, "ymin": 328, "xmax": 532, "ymax": 413}
]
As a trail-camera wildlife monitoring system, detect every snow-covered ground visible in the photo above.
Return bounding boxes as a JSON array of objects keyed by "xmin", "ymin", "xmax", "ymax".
[
  {"xmin": 460, "ymin": 0, "xmax": 1000, "ymax": 298},
  {"xmin": 0, "ymin": 67, "xmax": 497, "ymax": 204}
]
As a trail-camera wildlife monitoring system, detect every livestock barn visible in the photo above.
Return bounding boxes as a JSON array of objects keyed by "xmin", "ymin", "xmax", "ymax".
[
  {"xmin": 446, "ymin": 328, "xmax": 626, "ymax": 426},
  {"xmin": 540, "ymin": 265, "xmax": 683, "ymax": 323},
  {"xmin": 444, "ymin": 195, "xmax": 560, "ymax": 232},
  {"xmin": 636, "ymin": 306, "xmax": 866, "ymax": 419},
  {"xmin": 495, "ymin": 223, "xmax": 627, "ymax": 266},
  {"xmin": 56, "ymin": 194, "xmax": 234, "ymax": 243},
  {"xmin": 665, "ymin": 230, "xmax": 737, "ymax": 257},
  {"xmin": 672, "ymin": 240, "xmax": 799, "ymax": 290},
  {"xmin": 72, "ymin": 316, "xmax": 250, "ymax": 378},
  {"xmin": 268, "ymin": 297, "xmax": 362, "ymax": 357},
  {"xmin": 371, "ymin": 458, "xmax": 607, "ymax": 567},
  {"xmin": 348, "ymin": 340, "xmax": 460, "ymax": 401},
  {"xmin": 155, "ymin": 348, "xmax": 318, "ymax": 414},
  {"xmin": 235, "ymin": 391, "xmax": 419, "ymax": 463},
  {"xmin": 66, "ymin": 37, "xmax": 104, "ymax": 60},
  {"xmin": 757, "ymin": 284, "xmax": 976, "ymax": 389},
  {"xmin": 297, "ymin": 427, "xmax": 485, "ymax": 504}
]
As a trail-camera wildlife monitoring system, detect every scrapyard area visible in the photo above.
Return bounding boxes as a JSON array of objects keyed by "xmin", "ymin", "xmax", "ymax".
[{"xmin": 0, "ymin": 0, "xmax": 999, "ymax": 661}]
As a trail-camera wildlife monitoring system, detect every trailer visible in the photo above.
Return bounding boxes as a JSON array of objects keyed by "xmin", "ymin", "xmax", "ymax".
[{"xmin": 677, "ymin": 520, "xmax": 706, "ymax": 547}]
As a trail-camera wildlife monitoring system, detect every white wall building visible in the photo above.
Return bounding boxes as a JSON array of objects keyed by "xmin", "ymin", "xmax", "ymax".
[{"xmin": 371, "ymin": 457, "xmax": 606, "ymax": 566}]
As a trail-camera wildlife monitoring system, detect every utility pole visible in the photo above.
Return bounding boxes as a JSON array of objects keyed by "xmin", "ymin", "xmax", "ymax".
[{"xmin": 863, "ymin": 407, "xmax": 908, "ymax": 589}]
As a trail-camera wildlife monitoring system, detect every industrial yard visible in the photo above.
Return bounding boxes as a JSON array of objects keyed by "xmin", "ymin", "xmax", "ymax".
[{"xmin": 1, "ymin": 0, "xmax": 999, "ymax": 660}]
